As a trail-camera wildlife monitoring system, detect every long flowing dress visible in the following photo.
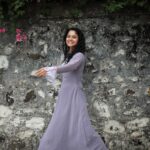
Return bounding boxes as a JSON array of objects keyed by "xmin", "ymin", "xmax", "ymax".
[{"xmin": 38, "ymin": 52, "xmax": 108, "ymax": 150}]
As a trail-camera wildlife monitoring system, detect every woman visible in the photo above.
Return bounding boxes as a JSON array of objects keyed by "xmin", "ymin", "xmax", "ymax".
[{"xmin": 36, "ymin": 27, "xmax": 108, "ymax": 150}]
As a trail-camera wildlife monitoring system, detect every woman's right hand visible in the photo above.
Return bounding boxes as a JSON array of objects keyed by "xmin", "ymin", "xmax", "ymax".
[{"xmin": 35, "ymin": 68, "xmax": 47, "ymax": 77}]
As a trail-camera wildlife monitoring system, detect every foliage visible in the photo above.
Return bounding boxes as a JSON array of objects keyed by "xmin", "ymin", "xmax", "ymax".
[
  {"xmin": 103, "ymin": 0, "xmax": 150, "ymax": 13},
  {"xmin": 103, "ymin": 1, "xmax": 126, "ymax": 13},
  {"xmin": 9, "ymin": 0, "xmax": 27, "ymax": 19},
  {"xmin": 0, "ymin": 0, "xmax": 149, "ymax": 21},
  {"xmin": 70, "ymin": 8, "xmax": 82, "ymax": 18}
]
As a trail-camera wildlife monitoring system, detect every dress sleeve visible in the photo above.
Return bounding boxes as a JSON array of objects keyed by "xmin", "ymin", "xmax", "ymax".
[
  {"xmin": 44, "ymin": 66, "xmax": 57, "ymax": 87},
  {"xmin": 43, "ymin": 53, "xmax": 85, "ymax": 87},
  {"xmin": 56, "ymin": 52, "xmax": 85, "ymax": 73}
]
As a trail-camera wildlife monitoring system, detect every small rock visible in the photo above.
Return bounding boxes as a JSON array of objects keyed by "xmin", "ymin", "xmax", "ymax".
[
  {"xmin": 30, "ymin": 70, "xmax": 39, "ymax": 77},
  {"xmin": 126, "ymin": 118, "xmax": 149, "ymax": 129},
  {"xmin": 131, "ymin": 131, "xmax": 143, "ymax": 139},
  {"xmin": 6, "ymin": 91, "xmax": 14, "ymax": 106},
  {"xmin": 24, "ymin": 89, "xmax": 36, "ymax": 102},
  {"xmin": 8, "ymin": 138, "xmax": 26, "ymax": 149},
  {"xmin": 26, "ymin": 117, "xmax": 45, "ymax": 130},
  {"xmin": 108, "ymin": 88, "xmax": 116, "ymax": 96},
  {"xmin": 146, "ymin": 87, "xmax": 150, "ymax": 96},
  {"xmin": 0, "ymin": 55, "xmax": 9, "ymax": 70},
  {"xmin": 0, "ymin": 105, "xmax": 12, "ymax": 117},
  {"xmin": 93, "ymin": 102, "xmax": 110, "ymax": 118},
  {"xmin": 114, "ymin": 49, "xmax": 125, "ymax": 56},
  {"xmin": 38, "ymin": 40, "xmax": 45, "ymax": 45},
  {"xmin": 128, "ymin": 76, "xmax": 138, "ymax": 82},
  {"xmin": 114, "ymin": 75, "xmax": 124, "ymax": 82},
  {"xmin": 27, "ymin": 52, "xmax": 41, "ymax": 60},
  {"xmin": 0, "ymin": 135, "xmax": 5, "ymax": 143},
  {"xmin": 38, "ymin": 90, "xmax": 45, "ymax": 98},
  {"xmin": 126, "ymin": 89, "xmax": 135, "ymax": 95},
  {"xmin": 17, "ymin": 130, "xmax": 34, "ymax": 140},
  {"xmin": 4, "ymin": 44, "xmax": 14, "ymax": 55},
  {"xmin": 104, "ymin": 120, "xmax": 125, "ymax": 134}
]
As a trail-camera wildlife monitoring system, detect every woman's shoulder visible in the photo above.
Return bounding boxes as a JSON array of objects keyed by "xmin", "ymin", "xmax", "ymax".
[
  {"xmin": 71, "ymin": 52, "xmax": 86, "ymax": 63},
  {"xmin": 73, "ymin": 52, "xmax": 85, "ymax": 58}
]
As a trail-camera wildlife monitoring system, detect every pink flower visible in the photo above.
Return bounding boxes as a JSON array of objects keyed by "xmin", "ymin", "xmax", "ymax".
[
  {"xmin": 0, "ymin": 28, "xmax": 6, "ymax": 33},
  {"xmin": 22, "ymin": 33, "xmax": 27, "ymax": 41},
  {"xmin": 2, "ymin": 28, "xmax": 6, "ymax": 32},
  {"xmin": 16, "ymin": 33, "xmax": 22, "ymax": 42},
  {"xmin": 16, "ymin": 28, "xmax": 22, "ymax": 34}
]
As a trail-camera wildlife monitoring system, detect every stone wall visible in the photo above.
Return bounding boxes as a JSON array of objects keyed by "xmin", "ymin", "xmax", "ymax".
[{"xmin": 0, "ymin": 14, "xmax": 150, "ymax": 150}]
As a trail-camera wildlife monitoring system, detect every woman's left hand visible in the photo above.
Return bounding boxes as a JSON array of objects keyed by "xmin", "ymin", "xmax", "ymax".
[{"xmin": 35, "ymin": 68, "xmax": 47, "ymax": 77}]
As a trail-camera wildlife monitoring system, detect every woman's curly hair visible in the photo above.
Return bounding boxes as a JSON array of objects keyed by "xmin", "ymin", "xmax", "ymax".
[{"xmin": 62, "ymin": 27, "xmax": 86, "ymax": 63}]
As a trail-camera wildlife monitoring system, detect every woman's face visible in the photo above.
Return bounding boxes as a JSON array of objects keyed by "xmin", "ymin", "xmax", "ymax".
[{"xmin": 66, "ymin": 30, "xmax": 79, "ymax": 52}]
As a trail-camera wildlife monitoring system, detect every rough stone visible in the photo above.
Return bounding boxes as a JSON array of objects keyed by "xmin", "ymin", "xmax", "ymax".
[
  {"xmin": 104, "ymin": 120, "xmax": 125, "ymax": 134},
  {"xmin": 126, "ymin": 118, "xmax": 149, "ymax": 130},
  {"xmin": 114, "ymin": 75, "xmax": 124, "ymax": 82},
  {"xmin": 0, "ymin": 105, "xmax": 12, "ymax": 118},
  {"xmin": 25, "ymin": 117, "xmax": 45, "ymax": 130},
  {"xmin": 0, "ymin": 14, "xmax": 150, "ymax": 150},
  {"xmin": 93, "ymin": 102, "xmax": 110, "ymax": 118},
  {"xmin": 37, "ymin": 90, "xmax": 45, "ymax": 99},
  {"xmin": 17, "ymin": 130, "xmax": 34, "ymax": 140},
  {"xmin": 4, "ymin": 44, "xmax": 14, "ymax": 55},
  {"xmin": 0, "ymin": 55, "xmax": 9, "ymax": 70}
]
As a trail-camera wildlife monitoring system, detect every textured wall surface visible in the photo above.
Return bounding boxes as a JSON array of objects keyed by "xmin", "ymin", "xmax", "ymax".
[{"xmin": 0, "ymin": 14, "xmax": 150, "ymax": 150}]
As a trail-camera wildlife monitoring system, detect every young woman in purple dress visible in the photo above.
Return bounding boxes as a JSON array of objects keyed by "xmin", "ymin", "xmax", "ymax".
[{"xmin": 35, "ymin": 27, "xmax": 108, "ymax": 150}]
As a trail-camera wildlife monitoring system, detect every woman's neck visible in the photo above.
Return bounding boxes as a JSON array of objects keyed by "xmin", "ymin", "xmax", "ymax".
[{"xmin": 68, "ymin": 47, "xmax": 76, "ymax": 53}]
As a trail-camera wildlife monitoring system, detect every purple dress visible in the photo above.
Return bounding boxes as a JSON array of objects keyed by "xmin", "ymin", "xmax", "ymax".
[{"xmin": 38, "ymin": 52, "xmax": 108, "ymax": 150}]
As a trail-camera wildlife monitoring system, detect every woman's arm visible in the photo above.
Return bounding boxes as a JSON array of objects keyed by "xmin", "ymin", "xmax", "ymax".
[
  {"xmin": 34, "ymin": 52, "xmax": 85, "ymax": 86},
  {"xmin": 56, "ymin": 52, "xmax": 85, "ymax": 73}
]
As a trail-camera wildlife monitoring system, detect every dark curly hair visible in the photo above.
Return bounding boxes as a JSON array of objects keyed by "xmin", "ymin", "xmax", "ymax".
[{"xmin": 62, "ymin": 27, "xmax": 86, "ymax": 63}]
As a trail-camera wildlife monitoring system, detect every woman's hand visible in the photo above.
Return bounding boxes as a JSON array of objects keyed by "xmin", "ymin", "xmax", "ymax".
[{"xmin": 35, "ymin": 68, "xmax": 47, "ymax": 77}]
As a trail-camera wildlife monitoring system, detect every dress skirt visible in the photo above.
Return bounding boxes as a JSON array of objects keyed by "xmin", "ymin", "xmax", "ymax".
[{"xmin": 38, "ymin": 52, "xmax": 108, "ymax": 150}]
